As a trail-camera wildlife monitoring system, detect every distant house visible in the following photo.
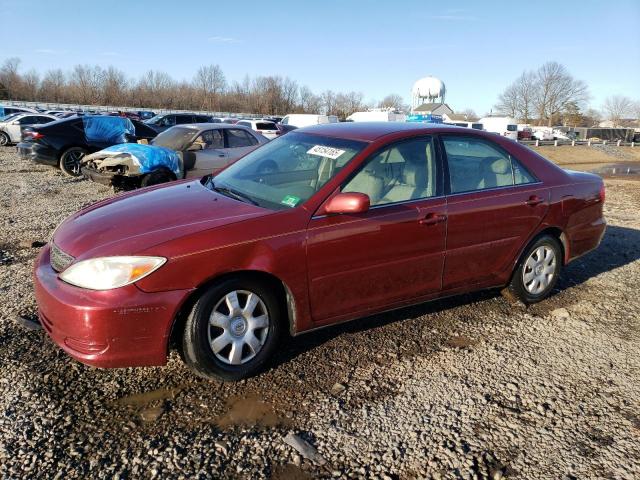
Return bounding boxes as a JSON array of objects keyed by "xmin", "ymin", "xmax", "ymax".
[
  {"xmin": 412, "ymin": 102, "xmax": 453, "ymax": 116},
  {"xmin": 443, "ymin": 113, "xmax": 471, "ymax": 123}
]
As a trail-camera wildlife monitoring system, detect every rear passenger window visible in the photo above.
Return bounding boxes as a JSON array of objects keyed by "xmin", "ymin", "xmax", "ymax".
[
  {"xmin": 343, "ymin": 137, "xmax": 437, "ymax": 206},
  {"xmin": 226, "ymin": 129, "xmax": 258, "ymax": 147},
  {"xmin": 175, "ymin": 115, "xmax": 192, "ymax": 124},
  {"xmin": 443, "ymin": 136, "xmax": 536, "ymax": 194}
]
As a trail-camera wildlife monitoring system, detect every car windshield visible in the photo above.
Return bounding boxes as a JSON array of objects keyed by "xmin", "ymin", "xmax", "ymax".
[
  {"xmin": 151, "ymin": 127, "xmax": 199, "ymax": 150},
  {"xmin": 144, "ymin": 114, "xmax": 164, "ymax": 125},
  {"xmin": 205, "ymin": 132, "xmax": 366, "ymax": 210},
  {"xmin": 0, "ymin": 112, "xmax": 21, "ymax": 122}
]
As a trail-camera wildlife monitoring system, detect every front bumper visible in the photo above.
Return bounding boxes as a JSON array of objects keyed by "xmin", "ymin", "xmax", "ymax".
[
  {"xmin": 33, "ymin": 244, "xmax": 192, "ymax": 368},
  {"xmin": 81, "ymin": 166, "xmax": 141, "ymax": 189}
]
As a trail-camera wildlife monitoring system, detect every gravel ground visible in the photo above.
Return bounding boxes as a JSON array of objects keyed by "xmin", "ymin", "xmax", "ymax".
[{"xmin": 0, "ymin": 146, "xmax": 639, "ymax": 479}]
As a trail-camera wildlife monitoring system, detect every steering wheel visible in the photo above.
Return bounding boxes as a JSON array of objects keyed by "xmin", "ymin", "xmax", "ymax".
[{"xmin": 257, "ymin": 160, "xmax": 278, "ymax": 174}]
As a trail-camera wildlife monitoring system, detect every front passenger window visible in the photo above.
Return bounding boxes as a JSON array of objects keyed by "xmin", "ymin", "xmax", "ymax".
[{"xmin": 343, "ymin": 137, "xmax": 437, "ymax": 206}]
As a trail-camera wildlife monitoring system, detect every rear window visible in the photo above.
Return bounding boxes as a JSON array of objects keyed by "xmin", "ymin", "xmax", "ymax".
[
  {"xmin": 507, "ymin": 125, "xmax": 517, "ymax": 131},
  {"xmin": 256, "ymin": 122, "xmax": 277, "ymax": 130}
]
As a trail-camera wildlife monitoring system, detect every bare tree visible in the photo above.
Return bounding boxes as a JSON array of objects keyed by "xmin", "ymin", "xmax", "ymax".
[
  {"xmin": 0, "ymin": 57, "xmax": 22, "ymax": 100},
  {"xmin": 321, "ymin": 90, "xmax": 337, "ymax": 116},
  {"xmin": 583, "ymin": 108, "xmax": 602, "ymax": 127},
  {"xmin": 379, "ymin": 94, "xmax": 405, "ymax": 111},
  {"xmin": 602, "ymin": 95, "xmax": 634, "ymax": 126},
  {"xmin": 69, "ymin": 65, "xmax": 104, "ymax": 104},
  {"xmin": 19, "ymin": 69, "xmax": 40, "ymax": 101},
  {"xmin": 194, "ymin": 64, "xmax": 226, "ymax": 111},
  {"xmin": 40, "ymin": 69, "xmax": 67, "ymax": 103},
  {"xmin": 102, "ymin": 66, "xmax": 128, "ymax": 105},
  {"xmin": 299, "ymin": 86, "xmax": 322, "ymax": 113},
  {"xmin": 494, "ymin": 83, "xmax": 518, "ymax": 118},
  {"xmin": 461, "ymin": 108, "xmax": 478, "ymax": 121},
  {"xmin": 535, "ymin": 61, "xmax": 588, "ymax": 126}
]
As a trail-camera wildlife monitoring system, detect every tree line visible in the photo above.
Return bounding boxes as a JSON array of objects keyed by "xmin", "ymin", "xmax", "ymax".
[
  {"xmin": 0, "ymin": 57, "xmax": 407, "ymax": 117},
  {"xmin": 494, "ymin": 61, "xmax": 639, "ymax": 127}
]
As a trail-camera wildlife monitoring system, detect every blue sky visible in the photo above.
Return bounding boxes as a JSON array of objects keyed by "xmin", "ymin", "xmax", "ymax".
[{"xmin": 1, "ymin": 0, "xmax": 639, "ymax": 114}]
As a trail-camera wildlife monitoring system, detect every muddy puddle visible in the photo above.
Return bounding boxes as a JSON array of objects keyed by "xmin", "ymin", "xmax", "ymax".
[
  {"xmin": 215, "ymin": 395, "xmax": 290, "ymax": 429},
  {"xmin": 115, "ymin": 386, "xmax": 184, "ymax": 423},
  {"xmin": 591, "ymin": 162, "xmax": 640, "ymax": 179}
]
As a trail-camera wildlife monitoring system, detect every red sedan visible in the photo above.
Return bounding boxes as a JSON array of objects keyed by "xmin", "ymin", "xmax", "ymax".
[{"xmin": 34, "ymin": 123, "xmax": 606, "ymax": 380}]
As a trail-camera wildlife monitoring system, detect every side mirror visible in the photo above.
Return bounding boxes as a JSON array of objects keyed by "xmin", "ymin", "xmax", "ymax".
[
  {"xmin": 324, "ymin": 192, "xmax": 370, "ymax": 215},
  {"xmin": 187, "ymin": 143, "xmax": 203, "ymax": 151}
]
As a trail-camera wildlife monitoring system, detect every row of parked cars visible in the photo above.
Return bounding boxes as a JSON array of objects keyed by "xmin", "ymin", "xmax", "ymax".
[{"xmin": 3, "ymin": 105, "xmax": 346, "ymax": 188}]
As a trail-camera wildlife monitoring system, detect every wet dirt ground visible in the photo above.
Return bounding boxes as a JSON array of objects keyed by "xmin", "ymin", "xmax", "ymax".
[{"xmin": 0, "ymin": 145, "xmax": 639, "ymax": 479}]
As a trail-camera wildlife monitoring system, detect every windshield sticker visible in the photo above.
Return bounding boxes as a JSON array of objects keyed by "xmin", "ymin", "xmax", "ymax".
[
  {"xmin": 307, "ymin": 145, "xmax": 346, "ymax": 160},
  {"xmin": 281, "ymin": 195, "xmax": 301, "ymax": 208}
]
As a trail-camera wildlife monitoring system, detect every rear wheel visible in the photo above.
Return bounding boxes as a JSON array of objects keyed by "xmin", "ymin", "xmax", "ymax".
[
  {"xmin": 507, "ymin": 235, "xmax": 562, "ymax": 304},
  {"xmin": 0, "ymin": 132, "xmax": 9, "ymax": 146},
  {"xmin": 182, "ymin": 278, "xmax": 282, "ymax": 381},
  {"xmin": 140, "ymin": 169, "xmax": 175, "ymax": 187},
  {"xmin": 59, "ymin": 147, "xmax": 87, "ymax": 176}
]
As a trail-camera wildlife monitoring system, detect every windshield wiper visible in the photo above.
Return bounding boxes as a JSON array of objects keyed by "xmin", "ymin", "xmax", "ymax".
[{"xmin": 211, "ymin": 182, "xmax": 259, "ymax": 206}]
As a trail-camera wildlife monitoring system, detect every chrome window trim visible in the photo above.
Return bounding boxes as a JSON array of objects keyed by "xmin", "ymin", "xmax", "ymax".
[{"xmin": 446, "ymin": 180, "xmax": 544, "ymax": 198}]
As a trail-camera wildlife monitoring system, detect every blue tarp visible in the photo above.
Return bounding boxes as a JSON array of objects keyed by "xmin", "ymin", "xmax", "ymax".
[
  {"xmin": 98, "ymin": 143, "xmax": 181, "ymax": 178},
  {"xmin": 82, "ymin": 116, "xmax": 135, "ymax": 144},
  {"xmin": 406, "ymin": 114, "xmax": 443, "ymax": 124}
]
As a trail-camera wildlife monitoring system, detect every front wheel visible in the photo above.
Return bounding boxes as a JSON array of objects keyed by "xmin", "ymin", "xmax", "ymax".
[
  {"xmin": 507, "ymin": 235, "xmax": 562, "ymax": 304},
  {"xmin": 59, "ymin": 147, "xmax": 87, "ymax": 176},
  {"xmin": 182, "ymin": 278, "xmax": 282, "ymax": 381},
  {"xmin": 140, "ymin": 169, "xmax": 176, "ymax": 187}
]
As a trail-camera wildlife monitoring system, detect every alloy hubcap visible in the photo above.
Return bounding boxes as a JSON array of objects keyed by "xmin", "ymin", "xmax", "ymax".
[
  {"xmin": 207, "ymin": 290, "xmax": 269, "ymax": 365},
  {"xmin": 65, "ymin": 150, "xmax": 84, "ymax": 174},
  {"xmin": 523, "ymin": 245, "xmax": 556, "ymax": 295}
]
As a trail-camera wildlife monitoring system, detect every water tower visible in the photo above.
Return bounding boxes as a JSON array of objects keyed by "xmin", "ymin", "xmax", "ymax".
[{"xmin": 411, "ymin": 76, "xmax": 446, "ymax": 111}]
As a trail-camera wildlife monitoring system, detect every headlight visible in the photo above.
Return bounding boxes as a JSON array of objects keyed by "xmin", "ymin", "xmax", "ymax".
[{"xmin": 59, "ymin": 256, "xmax": 166, "ymax": 290}]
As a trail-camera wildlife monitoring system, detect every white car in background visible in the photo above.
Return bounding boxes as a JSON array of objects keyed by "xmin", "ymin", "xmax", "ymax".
[
  {"xmin": 280, "ymin": 114, "xmax": 338, "ymax": 128},
  {"xmin": 236, "ymin": 120, "xmax": 280, "ymax": 140},
  {"xmin": 0, "ymin": 112, "xmax": 58, "ymax": 146},
  {"xmin": 478, "ymin": 116, "xmax": 518, "ymax": 140}
]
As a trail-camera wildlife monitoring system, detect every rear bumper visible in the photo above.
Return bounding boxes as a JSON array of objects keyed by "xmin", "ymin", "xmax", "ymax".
[
  {"xmin": 567, "ymin": 217, "xmax": 606, "ymax": 263},
  {"xmin": 17, "ymin": 142, "xmax": 58, "ymax": 166},
  {"xmin": 33, "ymin": 244, "xmax": 193, "ymax": 368}
]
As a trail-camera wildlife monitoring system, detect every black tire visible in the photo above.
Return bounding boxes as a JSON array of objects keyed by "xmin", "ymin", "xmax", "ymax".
[
  {"xmin": 182, "ymin": 277, "xmax": 283, "ymax": 381},
  {"xmin": 507, "ymin": 234, "xmax": 562, "ymax": 304},
  {"xmin": 59, "ymin": 147, "xmax": 87, "ymax": 176},
  {"xmin": 140, "ymin": 169, "xmax": 175, "ymax": 187},
  {"xmin": 0, "ymin": 132, "xmax": 9, "ymax": 146}
]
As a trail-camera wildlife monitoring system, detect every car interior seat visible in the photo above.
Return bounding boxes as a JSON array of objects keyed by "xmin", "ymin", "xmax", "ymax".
[
  {"xmin": 477, "ymin": 156, "xmax": 513, "ymax": 189},
  {"xmin": 379, "ymin": 142, "xmax": 432, "ymax": 203}
]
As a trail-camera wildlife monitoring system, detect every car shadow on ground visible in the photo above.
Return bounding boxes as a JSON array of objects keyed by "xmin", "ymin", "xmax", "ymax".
[
  {"xmin": 271, "ymin": 225, "xmax": 640, "ymax": 370},
  {"xmin": 556, "ymin": 225, "xmax": 640, "ymax": 290}
]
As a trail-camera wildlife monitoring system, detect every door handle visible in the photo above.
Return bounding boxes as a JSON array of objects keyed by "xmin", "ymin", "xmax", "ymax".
[
  {"xmin": 419, "ymin": 213, "xmax": 447, "ymax": 226},
  {"xmin": 525, "ymin": 195, "xmax": 544, "ymax": 206}
]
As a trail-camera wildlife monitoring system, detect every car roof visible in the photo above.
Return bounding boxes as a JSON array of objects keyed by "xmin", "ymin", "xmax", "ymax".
[
  {"xmin": 172, "ymin": 123, "xmax": 254, "ymax": 131},
  {"xmin": 298, "ymin": 122, "xmax": 475, "ymax": 142}
]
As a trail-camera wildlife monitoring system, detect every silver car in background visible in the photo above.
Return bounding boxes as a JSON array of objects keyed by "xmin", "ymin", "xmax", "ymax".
[{"xmin": 80, "ymin": 123, "xmax": 269, "ymax": 189}]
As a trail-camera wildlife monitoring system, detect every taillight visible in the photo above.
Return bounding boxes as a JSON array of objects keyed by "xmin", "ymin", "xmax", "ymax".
[
  {"xmin": 599, "ymin": 184, "xmax": 605, "ymax": 203},
  {"xmin": 27, "ymin": 131, "xmax": 44, "ymax": 140}
]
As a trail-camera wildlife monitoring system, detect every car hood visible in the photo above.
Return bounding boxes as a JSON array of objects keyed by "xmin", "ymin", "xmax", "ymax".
[{"xmin": 53, "ymin": 179, "xmax": 270, "ymax": 260}]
